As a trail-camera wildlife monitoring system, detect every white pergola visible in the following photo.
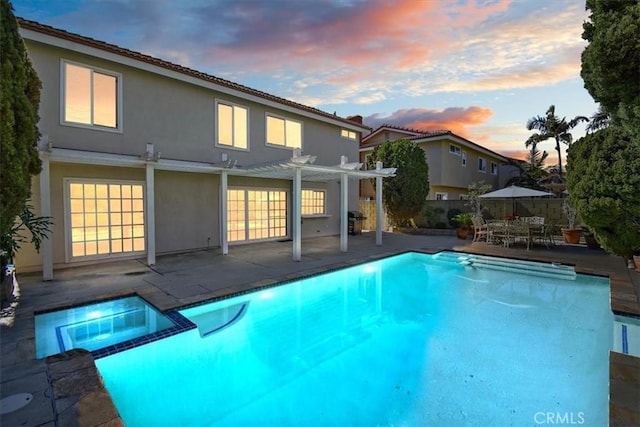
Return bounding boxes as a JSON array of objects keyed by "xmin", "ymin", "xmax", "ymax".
[
  {"xmin": 37, "ymin": 144, "xmax": 395, "ymax": 279},
  {"xmin": 222, "ymin": 149, "xmax": 396, "ymax": 261}
]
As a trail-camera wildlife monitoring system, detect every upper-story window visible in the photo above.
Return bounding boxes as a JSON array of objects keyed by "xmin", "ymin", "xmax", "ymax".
[
  {"xmin": 266, "ymin": 114, "xmax": 302, "ymax": 149},
  {"xmin": 216, "ymin": 100, "xmax": 248, "ymax": 150},
  {"xmin": 478, "ymin": 157, "xmax": 487, "ymax": 172},
  {"xmin": 341, "ymin": 129, "xmax": 357, "ymax": 140},
  {"xmin": 461, "ymin": 151, "xmax": 467, "ymax": 167},
  {"xmin": 301, "ymin": 189, "xmax": 326, "ymax": 216},
  {"xmin": 491, "ymin": 162, "xmax": 498, "ymax": 175},
  {"xmin": 62, "ymin": 61, "xmax": 121, "ymax": 131},
  {"xmin": 449, "ymin": 145, "xmax": 461, "ymax": 156}
]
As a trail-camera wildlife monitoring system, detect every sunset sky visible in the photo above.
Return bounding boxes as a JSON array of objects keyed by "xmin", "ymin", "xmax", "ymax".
[{"xmin": 12, "ymin": 0, "xmax": 598, "ymax": 162}]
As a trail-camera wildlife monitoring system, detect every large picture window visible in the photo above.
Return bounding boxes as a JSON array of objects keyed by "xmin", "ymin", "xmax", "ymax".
[
  {"xmin": 67, "ymin": 180, "xmax": 145, "ymax": 259},
  {"xmin": 62, "ymin": 61, "xmax": 121, "ymax": 130},
  {"xmin": 227, "ymin": 189, "xmax": 287, "ymax": 242},
  {"xmin": 266, "ymin": 115, "xmax": 302, "ymax": 149},
  {"xmin": 216, "ymin": 101, "xmax": 248, "ymax": 149}
]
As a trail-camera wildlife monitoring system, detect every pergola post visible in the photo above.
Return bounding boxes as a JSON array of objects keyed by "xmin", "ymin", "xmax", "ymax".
[
  {"xmin": 376, "ymin": 161, "xmax": 383, "ymax": 246},
  {"xmin": 220, "ymin": 170, "xmax": 228, "ymax": 255},
  {"xmin": 340, "ymin": 172, "xmax": 348, "ymax": 252},
  {"xmin": 292, "ymin": 167, "xmax": 302, "ymax": 261},
  {"xmin": 145, "ymin": 162, "xmax": 156, "ymax": 266}
]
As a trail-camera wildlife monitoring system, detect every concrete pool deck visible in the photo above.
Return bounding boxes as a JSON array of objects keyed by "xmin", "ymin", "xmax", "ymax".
[{"xmin": 1, "ymin": 232, "xmax": 639, "ymax": 426}]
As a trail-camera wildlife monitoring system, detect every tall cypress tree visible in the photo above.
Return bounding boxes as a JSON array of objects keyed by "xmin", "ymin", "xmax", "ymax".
[{"xmin": 0, "ymin": 0, "xmax": 42, "ymax": 254}]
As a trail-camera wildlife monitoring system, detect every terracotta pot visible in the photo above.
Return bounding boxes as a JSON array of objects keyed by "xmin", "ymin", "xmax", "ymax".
[
  {"xmin": 561, "ymin": 228, "xmax": 582, "ymax": 244},
  {"xmin": 633, "ymin": 255, "xmax": 640, "ymax": 271},
  {"xmin": 456, "ymin": 228, "xmax": 469, "ymax": 240}
]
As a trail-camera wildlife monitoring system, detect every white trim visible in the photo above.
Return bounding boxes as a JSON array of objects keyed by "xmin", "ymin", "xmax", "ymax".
[
  {"xmin": 340, "ymin": 173, "xmax": 348, "ymax": 252},
  {"xmin": 265, "ymin": 112, "xmax": 303, "ymax": 150},
  {"xmin": 214, "ymin": 99, "xmax": 249, "ymax": 151},
  {"xmin": 478, "ymin": 157, "xmax": 487, "ymax": 173},
  {"xmin": 340, "ymin": 128, "xmax": 357, "ymax": 140},
  {"xmin": 301, "ymin": 188, "xmax": 326, "ymax": 216},
  {"xmin": 293, "ymin": 169, "xmax": 302, "ymax": 261},
  {"xmin": 60, "ymin": 59, "xmax": 123, "ymax": 133},
  {"xmin": 63, "ymin": 177, "xmax": 147, "ymax": 263},
  {"xmin": 462, "ymin": 151, "xmax": 467, "ymax": 167},
  {"xmin": 145, "ymin": 164, "xmax": 156, "ymax": 266},
  {"xmin": 220, "ymin": 170, "xmax": 228, "ymax": 255},
  {"xmin": 21, "ymin": 28, "xmax": 368, "ymax": 133},
  {"xmin": 375, "ymin": 161, "xmax": 383, "ymax": 245}
]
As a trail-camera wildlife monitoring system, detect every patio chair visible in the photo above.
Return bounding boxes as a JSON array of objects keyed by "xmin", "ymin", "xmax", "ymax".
[
  {"xmin": 471, "ymin": 216, "xmax": 489, "ymax": 243},
  {"xmin": 488, "ymin": 220, "xmax": 510, "ymax": 247},
  {"xmin": 510, "ymin": 220, "xmax": 532, "ymax": 250}
]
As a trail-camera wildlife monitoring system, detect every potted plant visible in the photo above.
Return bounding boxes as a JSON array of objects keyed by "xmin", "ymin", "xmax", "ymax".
[
  {"xmin": 453, "ymin": 213, "xmax": 474, "ymax": 240},
  {"xmin": 561, "ymin": 199, "xmax": 581, "ymax": 244},
  {"xmin": 1, "ymin": 204, "xmax": 52, "ymax": 327},
  {"xmin": 633, "ymin": 251, "xmax": 640, "ymax": 271}
]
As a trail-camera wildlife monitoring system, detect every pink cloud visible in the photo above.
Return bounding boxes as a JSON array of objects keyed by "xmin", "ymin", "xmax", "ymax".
[{"xmin": 365, "ymin": 106, "xmax": 493, "ymax": 140}]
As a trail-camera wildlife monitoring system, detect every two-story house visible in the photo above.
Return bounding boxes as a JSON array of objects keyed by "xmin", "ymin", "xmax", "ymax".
[
  {"xmin": 16, "ymin": 18, "xmax": 394, "ymax": 279},
  {"xmin": 359, "ymin": 125, "xmax": 507, "ymax": 200}
]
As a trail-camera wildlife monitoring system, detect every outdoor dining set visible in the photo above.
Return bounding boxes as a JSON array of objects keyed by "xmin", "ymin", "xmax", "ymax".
[{"xmin": 472, "ymin": 216, "xmax": 556, "ymax": 250}]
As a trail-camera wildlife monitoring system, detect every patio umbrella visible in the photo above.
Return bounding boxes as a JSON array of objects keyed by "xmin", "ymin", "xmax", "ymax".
[{"xmin": 478, "ymin": 185, "xmax": 554, "ymax": 217}]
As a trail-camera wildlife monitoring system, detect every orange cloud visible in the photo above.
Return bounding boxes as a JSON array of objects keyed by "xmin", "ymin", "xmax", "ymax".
[{"xmin": 366, "ymin": 106, "xmax": 493, "ymax": 140}]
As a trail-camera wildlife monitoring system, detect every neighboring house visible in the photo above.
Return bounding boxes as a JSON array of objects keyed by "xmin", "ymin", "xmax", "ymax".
[
  {"xmin": 16, "ymin": 18, "xmax": 393, "ymax": 279},
  {"xmin": 359, "ymin": 125, "xmax": 507, "ymax": 200}
]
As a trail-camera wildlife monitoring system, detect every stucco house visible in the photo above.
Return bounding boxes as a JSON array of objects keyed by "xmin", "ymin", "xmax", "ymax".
[
  {"xmin": 16, "ymin": 18, "xmax": 394, "ymax": 279},
  {"xmin": 359, "ymin": 125, "xmax": 507, "ymax": 200}
]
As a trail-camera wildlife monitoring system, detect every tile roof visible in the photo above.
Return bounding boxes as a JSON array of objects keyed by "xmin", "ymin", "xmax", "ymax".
[
  {"xmin": 17, "ymin": 17, "xmax": 369, "ymax": 131},
  {"xmin": 361, "ymin": 124, "xmax": 507, "ymax": 160}
]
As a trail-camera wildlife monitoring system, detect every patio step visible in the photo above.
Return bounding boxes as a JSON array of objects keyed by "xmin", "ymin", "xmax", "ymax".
[{"xmin": 432, "ymin": 251, "xmax": 577, "ymax": 281}]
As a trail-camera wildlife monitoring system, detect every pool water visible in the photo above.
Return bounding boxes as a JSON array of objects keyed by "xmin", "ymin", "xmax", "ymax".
[
  {"xmin": 95, "ymin": 252, "xmax": 613, "ymax": 426},
  {"xmin": 35, "ymin": 295, "xmax": 176, "ymax": 359}
]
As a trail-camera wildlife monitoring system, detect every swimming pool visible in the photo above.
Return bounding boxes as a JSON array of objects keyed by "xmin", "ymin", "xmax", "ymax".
[{"xmin": 95, "ymin": 252, "xmax": 613, "ymax": 426}]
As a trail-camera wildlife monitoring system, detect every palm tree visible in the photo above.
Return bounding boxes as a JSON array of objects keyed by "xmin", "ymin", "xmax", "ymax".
[
  {"xmin": 526, "ymin": 105, "xmax": 588, "ymax": 177},
  {"xmin": 586, "ymin": 107, "xmax": 610, "ymax": 133}
]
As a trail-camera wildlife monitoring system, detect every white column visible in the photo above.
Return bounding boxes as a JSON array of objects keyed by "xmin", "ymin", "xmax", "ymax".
[
  {"xmin": 292, "ymin": 167, "xmax": 302, "ymax": 261},
  {"xmin": 39, "ymin": 152, "xmax": 53, "ymax": 280},
  {"xmin": 340, "ymin": 173, "xmax": 348, "ymax": 252},
  {"xmin": 220, "ymin": 170, "xmax": 228, "ymax": 255},
  {"xmin": 145, "ymin": 163, "xmax": 156, "ymax": 266},
  {"xmin": 376, "ymin": 161, "xmax": 383, "ymax": 246}
]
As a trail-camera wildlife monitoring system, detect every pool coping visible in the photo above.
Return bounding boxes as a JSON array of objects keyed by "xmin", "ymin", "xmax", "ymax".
[{"xmin": 41, "ymin": 248, "xmax": 640, "ymax": 426}]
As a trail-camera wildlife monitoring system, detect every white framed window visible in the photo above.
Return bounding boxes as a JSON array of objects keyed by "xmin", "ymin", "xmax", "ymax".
[
  {"xmin": 435, "ymin": 192, "xmax": 448, "ymax": 200},
  {"xmin": 65, "ymin": 179, "xmax": 145, "ymax": 261},
  {"xmin": 478, "ymin": 158, "xmax": 487, "ymax": 173},
  {"xmin": 266, "ymin": 114, "xmax": 302, "ymax": 149},
  {"xmin": 301, "ymin": 189, "xmax": 326, "ymax": 216},
  {"xmin": 61, "ymin": 60, "xmax": 122, "ymax": 131},
  {"xmin": 491, "ymin": 162, "xmax": 498, "ymax": 175},
  {"xmin": 461, "ymin": 151, "xmax": 467, "ymax": 167},
  {"xmin": 216, "ymin": 100, "xmax": 248, "ymax": 150},
  {"xmin": 341, "ymin": 129, "xmax": 357, "ymax": 140},
  {"xmin": 227, "ymin": 188, "xmax": 287, "ymax": 242},
  {"xmin": 449, "ymin": 145, "xmax": 461, "ymax": 155}
]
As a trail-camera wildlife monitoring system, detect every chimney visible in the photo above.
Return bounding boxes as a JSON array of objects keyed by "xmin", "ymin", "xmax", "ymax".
[{"xmin": 346, "ymin": 115, "xmax": 363, "ymax": 124}]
